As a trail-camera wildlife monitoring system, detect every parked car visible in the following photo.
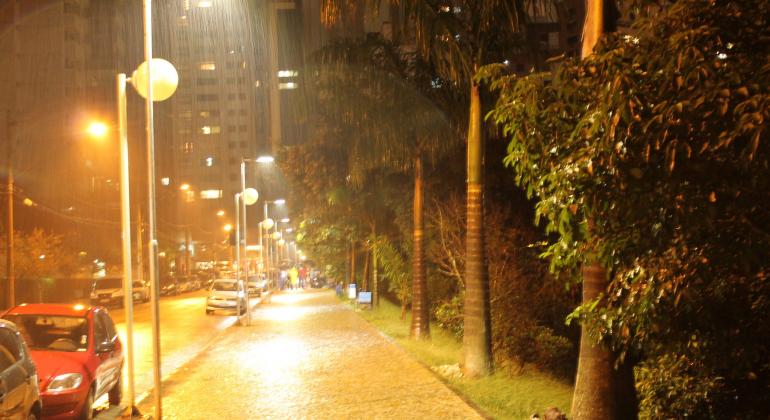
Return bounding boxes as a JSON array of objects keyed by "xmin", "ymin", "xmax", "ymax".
[
  {"xmin": 205, "ymin": 279, "xmax": 246, "ymax": 315},
  {"xmin": 2, "ymin": 304, "xmax": 124, "ymax": 420},
  {"xmin": 132, "ymin": 281, "xmax": 150, "ymax": 303},
  {"xmin": 90, "ymin": 277, "xmax": 150, "ymax": 307},
  {"xmin": 0, "ymin": 319, "xmax": 42, "ymax": 420},
  {"xmin": 160, "ymin": 277, "xmax": 179, "ymax": 296},
  {"xmin": 246, "ymin": 275, "xmax": 267, "ymax": 296}
]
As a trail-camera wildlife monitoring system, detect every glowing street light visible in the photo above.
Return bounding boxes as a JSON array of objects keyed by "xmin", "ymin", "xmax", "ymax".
[
  {"xmin": 224, "ymin": 224, "xmax": 233, "ymax": 232},
  {"xmin": 116, "ymin": 37, "xmax": 179, "ymax": 415},
  {"xmin": 86, "ymin": 121, "xmax": 109, "ymax": 138}
]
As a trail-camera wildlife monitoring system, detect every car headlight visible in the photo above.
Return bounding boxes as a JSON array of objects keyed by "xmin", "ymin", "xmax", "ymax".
[{"xmin": 47, "ymin": 373, "xmax": 83, "ymax": 392}]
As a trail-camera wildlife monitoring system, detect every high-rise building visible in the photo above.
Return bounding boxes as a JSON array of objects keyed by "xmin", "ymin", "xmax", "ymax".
[{"xmin": 160, "ymin": 0, "xmax": 270, "ymax": 264}]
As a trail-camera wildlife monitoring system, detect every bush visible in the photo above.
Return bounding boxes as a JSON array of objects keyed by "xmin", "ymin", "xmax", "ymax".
[
  {"xmin": 636, "ymin": 354, "xmax": 727, "ymax": 419},
  {"xmin": 434, "ymin": 294, "xmax": 464, "ymax": 339}
]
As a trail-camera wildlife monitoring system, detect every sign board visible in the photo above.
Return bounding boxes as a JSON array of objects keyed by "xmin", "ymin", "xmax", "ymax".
[
  {"xmin": 357, "ymin": 291, "xmax": 372, "ymax": 304},
  {"xmin": 348, "ymin": 283, "xmax": 357, "ymax": 299}
]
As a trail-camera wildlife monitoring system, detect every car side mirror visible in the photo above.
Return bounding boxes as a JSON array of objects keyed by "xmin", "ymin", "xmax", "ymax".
[{"xmin": 96, "ymin": 340, "xmax": 115, "ymax": 353}]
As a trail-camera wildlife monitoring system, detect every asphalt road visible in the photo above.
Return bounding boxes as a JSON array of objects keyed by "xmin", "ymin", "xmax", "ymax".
[{"xmin": 102, "ymin": 289, "xmax": 249, "ymax": 409}]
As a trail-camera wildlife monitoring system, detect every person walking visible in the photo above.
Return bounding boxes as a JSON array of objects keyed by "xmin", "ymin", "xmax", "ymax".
[{"xmin": 289, "ymin": 266, "xmax": 299, "ymax": 290}]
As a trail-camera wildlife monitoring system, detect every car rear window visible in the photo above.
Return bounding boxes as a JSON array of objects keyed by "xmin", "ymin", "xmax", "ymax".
[
  {"xmin": 3, "ymin": 314, "xmax": 88, "ymax": 352},
  {"xmin": 212, "ymin": 281, "xmax": 238, "ymax": 291}
]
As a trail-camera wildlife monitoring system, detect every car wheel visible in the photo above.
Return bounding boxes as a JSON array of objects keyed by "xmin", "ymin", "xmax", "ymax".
[
  {"xmin": 78, "ymin": 387, "xmax": 94, "ymax": 420},
  {"xmin": 108, "ymin": 372, "xmax": 122, "ymax": 406}
]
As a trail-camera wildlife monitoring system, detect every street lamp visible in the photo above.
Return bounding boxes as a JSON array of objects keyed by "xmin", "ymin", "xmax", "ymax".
[
  {"xmin": 262, "ymin": 199, "xmax": 285, "ymax": 290},
  {"xmin": 116, "ymin": 55, "xmax": 178, "ymax": 417},
  {"xmin": 234, "ymin": 187, "xmax": 258, "ymax": 326},
  {"xmin": 238, "ymin": 155, "xmax": 274, "ymax": 321}
]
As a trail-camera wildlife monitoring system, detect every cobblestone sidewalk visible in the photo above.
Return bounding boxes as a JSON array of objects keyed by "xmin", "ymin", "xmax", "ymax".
[{"xmin": 137, "ymin": 289, "xmax": 484, "ymax": 419}]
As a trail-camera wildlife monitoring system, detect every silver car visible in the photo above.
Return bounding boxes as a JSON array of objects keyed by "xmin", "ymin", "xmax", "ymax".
[
  {"xmin": 205, "ymin": 279, "xmax": 246, "ymax": 315},
  {"xmin": 0, "ymin": 319, "xmax": 42, "ymax": 419}
]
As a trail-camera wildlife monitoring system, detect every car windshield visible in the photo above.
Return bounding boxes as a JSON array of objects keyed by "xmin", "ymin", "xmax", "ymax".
[
  {"xmin": 212, "ymin": 282, "xmax": 238, "ymax": 292},
  {"xmin": 3, "ymin": 314, "xmax": 88, "ymax": 352},
  {"xmin": 94, "ymin": 278, "xmax": 122, "ymax": 290}
]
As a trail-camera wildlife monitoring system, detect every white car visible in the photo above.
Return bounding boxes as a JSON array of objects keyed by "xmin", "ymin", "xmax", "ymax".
[
  {"xmin": 205, "ymin": 279, "xmax": 246, "ymax": 315},
  {"xmin": 91, "ymin": 277, "xmax": 150, "ymax": 306},
  {"xmin": 246, "ymin": 275, "xmax": 267, "ymax": 296}
]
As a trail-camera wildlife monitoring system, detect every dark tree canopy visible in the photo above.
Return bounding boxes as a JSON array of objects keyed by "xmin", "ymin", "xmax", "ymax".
[{"xmin": 487, "ymin": 0, "xmax": 770, "ymax": 416}]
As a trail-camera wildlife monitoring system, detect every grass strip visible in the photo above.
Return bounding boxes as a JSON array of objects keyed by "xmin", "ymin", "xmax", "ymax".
[{"xmin": 352, "ymin": 298, "xmax": 573, "ymax": 419}]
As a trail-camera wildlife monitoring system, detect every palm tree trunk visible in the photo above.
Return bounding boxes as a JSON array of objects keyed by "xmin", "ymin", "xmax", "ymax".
[
  {"xmin": 350, "ymin": 240, "xmax": 356, "ymax": 287},
  {"xmin": 572, "ymin": 264, "xmax": 615, "ymax": 419},
  {"xmin": 571, "ymin": 2, "xmax": 638, "ymax": 418},
  {"xmin": 410, "ymin": 153, "xmax": 430, "ymax": 339},
  {"xmin": 362, "ymin": 248, "xmax": 370, "ymax": 291},
  {"xmin": 462, "ymin": 81, "xmax": 492, "ymax": 377},
  {"xmin": 372, "ymin": 227, "xmax": 379, "ymax": 307}
]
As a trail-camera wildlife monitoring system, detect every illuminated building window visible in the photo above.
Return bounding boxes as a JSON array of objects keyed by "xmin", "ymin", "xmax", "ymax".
[
  {"xmin": 198, "ymin": 1, "xmax": 213, "ymax": 8},
  {"xmin": 277, "ymin": 70, "xmax": 298, "ymax": 78},
  {"xmin": 183, "ymin": 142, "xmax": 194, "ymax": 153},
  {"xmin": 204, "ymin": 156, "xmax": 214, "ymax": 167},
  {"xmin": 200, "ymin": 126, "xmax": 221, "ymax": 135},
  {"xmin": 200, "ymin": 190, "xmax": 222, "ymax": 199},
  {"xmin": 199, "ymin": 61, "xmax": 216, "ymax": 71},
  {"xmin": 279, "ymin": 82, "xmax": 298, "ymax": 90},
  {"xmin": 161, "ymin": 177, "xmax": 170, "ymax": 186}
]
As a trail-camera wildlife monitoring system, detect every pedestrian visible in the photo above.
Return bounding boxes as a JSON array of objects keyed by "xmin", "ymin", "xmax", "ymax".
[{"xmin": 289, "ymin": 266, "xmax": 299, "ymax": 290}]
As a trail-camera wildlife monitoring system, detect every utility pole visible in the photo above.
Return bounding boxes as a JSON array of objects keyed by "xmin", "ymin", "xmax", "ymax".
[
  {"xmin": 5, "ymin": 0, "xmax": 20, "ymax": 309},
  {"xmin": 137, "ymin": 209, "xmax": 144, "ymax": 283}
]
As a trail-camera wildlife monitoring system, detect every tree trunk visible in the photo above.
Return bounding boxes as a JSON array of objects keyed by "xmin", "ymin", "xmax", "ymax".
[
  {"xmin": 362, "ymin": 248, "xmax": 370, "ymax": 292},
  {"xmin": 462, "ymin": 81, "xmax": 492, "ymax": 377},
  {"xmin": 571, "ymin": 263, "xmax": 615, "ymax": 419},
  {"xmin": 372, "ymin": 227, "xmax": 379, "ymax": 307},
  {"xmin": 410, "ymin": 153, "xmax": 430, "ymax": 339},
  {"xmin": 571, "ymin": 263, "xmax": 638, "ymax": 419},
  {"xmin": 350, "ymin": 241, "xmax": 356, "ymax": 287},
  {"xmin": 571, "ymin": 2, "xmax": 638, "ymax": 418}
]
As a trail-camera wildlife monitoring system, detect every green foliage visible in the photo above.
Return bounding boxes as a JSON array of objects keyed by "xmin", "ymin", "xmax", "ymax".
[
  {"xmin": 0, "ymin": 228, "xmax": 78, "ymax": 280},
  {"xmin": 486, "ymin": 0, "xmax": 770, "ymax": 415},
  {"xmin": 636, "ymin": 354, "xmax": 727, "ymax": 419},
  {"xmin": 434, "ymin": 293, "xmax": 464, "ymax": 338},
  {"xmin": 372, "ymin": 235, "xmax": 411, "ymax": 310}
]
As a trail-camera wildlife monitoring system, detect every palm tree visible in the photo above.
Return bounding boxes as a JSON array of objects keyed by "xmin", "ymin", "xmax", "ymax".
[
  {"xmin": 403, "ymin": 0, "xmax": 533, "ymax": 377},
  {"xmin": 309, "ymin": 39, "xmax": 456, "ymax": 339}
]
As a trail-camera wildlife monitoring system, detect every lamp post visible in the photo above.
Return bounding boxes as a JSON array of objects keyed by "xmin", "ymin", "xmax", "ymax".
[
  {"xmin": 117, "ymin": 53, "xmax": 178, "ymax": 418},
  {"xmin": 238, "ymin": 155, "xmax": 273, "ymax": 321},
  {"xmin": 234, "ymin": 187, "xmax": 258, "ymax": 326},
  {"xmin": 262, "ymin": 198, "xmax": 284, "ymax": 290}
]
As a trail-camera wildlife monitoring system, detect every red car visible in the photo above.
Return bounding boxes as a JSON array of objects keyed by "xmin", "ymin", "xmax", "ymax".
[{"xmin": 2, "ymin": 304, "xmax": 123, "ymax": 420}]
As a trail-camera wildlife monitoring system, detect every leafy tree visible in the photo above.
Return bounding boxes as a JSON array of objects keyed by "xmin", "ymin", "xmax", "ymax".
[
  {"xmin": 0, "ymin": 228, "xmax": 78, "ymax": 303},
  {"xmin": 487, "ymin": 0, "xmax": 770, "ymax": 416},
  {"xmin": 302, "ymin": 38, "xmax": 457, "ymax": 339}
]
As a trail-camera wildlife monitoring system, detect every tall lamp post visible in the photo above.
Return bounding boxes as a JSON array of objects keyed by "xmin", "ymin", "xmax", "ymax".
[
  {"xmin": 234, "ymin": 187, "xmax": 258, "ymax": 326},
  {"xmin": 118, "ymin": 55, "xmax": 178, "ymax": 418},
  {"xmin": 262, "ymin": 199, "xmax": 285, "ymax": 289}
]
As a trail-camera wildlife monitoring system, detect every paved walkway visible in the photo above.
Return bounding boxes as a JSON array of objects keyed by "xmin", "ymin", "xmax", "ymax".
[{"xmin": 137, "ymin": 289, "xmax": 483, "ymax": 419}]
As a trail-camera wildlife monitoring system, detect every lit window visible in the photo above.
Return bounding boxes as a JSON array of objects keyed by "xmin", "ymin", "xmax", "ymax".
[
  {"xmin": 277, "ymin": 70, "xmax": 298, "ymax": 78},
  {"xmin": 199, "ymin": 62, "xmax": 216, "ymax": 71},
  {"xmin": 161, "ymin": 177, "xmax": 170, "ymax": 186},
  {"xmin": 200, "ymin": 126, "xmax": 221, "ymax": 135},
  {"xmin": 204, "ymin": 156, "xmax": 214, "ymax": 167},
  {"xmin": 279, "ymin": 82, "xmax": 298, "ymax": 90},
  {"xmin": 200, "ymin": 189, "xmax": 223, "ymax": 199},
  {"xmin": 198, "ymin": 1, "xmax": 213, "ymax": 8}
]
